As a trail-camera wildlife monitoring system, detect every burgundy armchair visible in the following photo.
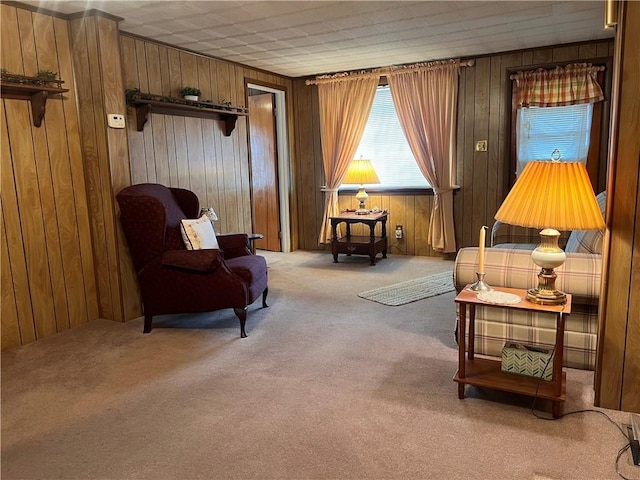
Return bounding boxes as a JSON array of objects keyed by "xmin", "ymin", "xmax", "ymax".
[{"xmin": 116, "ymin": 183, "xmax": 268, "ymax": 337}]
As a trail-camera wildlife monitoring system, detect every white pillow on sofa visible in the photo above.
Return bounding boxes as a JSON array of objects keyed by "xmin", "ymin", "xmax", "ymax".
[
  {"xmin": 180, "ymin": 215, "xmax": 220, "ymax": 250},
  {"xmin": 565, "ymin": 191, "xmax": 606, "ymax": 254}
]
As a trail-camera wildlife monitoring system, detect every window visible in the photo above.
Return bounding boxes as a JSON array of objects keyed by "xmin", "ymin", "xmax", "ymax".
[
  {"xmin": 341, "ymin": 85, "xmax": 430, "ymax": 191},
  {"xmin": 516, "ymin": 104, "xmax": 593, "ymax": 176}
]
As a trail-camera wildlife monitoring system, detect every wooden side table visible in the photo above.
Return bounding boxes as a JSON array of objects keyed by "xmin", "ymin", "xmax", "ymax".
[
  {"xmin": 330, "ymin": 211, "xmax": 388, "ymax": 265},
  {"xmin": 453, "ymin": 285, "xmax": 571, "ymax": 418}
]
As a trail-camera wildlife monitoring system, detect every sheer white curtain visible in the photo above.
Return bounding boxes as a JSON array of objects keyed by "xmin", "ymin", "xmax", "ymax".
[
  {"xmin": 317, "ymin": 75, "xmax": 379, "ymax": 244},
  {"xmin": 387, "ymin": 61, "xmax": 460, "ymax": 253}
]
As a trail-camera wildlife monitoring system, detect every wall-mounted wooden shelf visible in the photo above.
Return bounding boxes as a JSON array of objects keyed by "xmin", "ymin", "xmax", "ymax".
[
  {"xmin": 1, "ymin": 81, "xmax": 69, "ymax": 127},
  {"xmin": 127, "ymin": 94, "xmax": 248, "ymax": 136}
]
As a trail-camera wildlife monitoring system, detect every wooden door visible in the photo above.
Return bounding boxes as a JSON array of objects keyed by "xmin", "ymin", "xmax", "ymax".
[{"xmin": 248, "ymin": 93, "xmax": 281, "ymax": 251}]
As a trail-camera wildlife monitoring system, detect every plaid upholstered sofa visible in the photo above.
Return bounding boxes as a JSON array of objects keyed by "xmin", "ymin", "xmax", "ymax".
[{"xmin": 453, "ymin": 192, "xmax": 606, "ymax": 371}]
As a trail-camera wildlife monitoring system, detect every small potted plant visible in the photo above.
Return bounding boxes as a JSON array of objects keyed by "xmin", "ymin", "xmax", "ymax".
[
  {"xmin": 34, "ymin": 70, "xmax": 58, "ymax": 85},
  {"xmin": 180, "ymin": 86, "xmax": 201, "ymax": 101}
]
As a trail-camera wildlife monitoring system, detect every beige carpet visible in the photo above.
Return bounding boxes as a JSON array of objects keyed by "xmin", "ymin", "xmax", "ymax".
[{"xmin": 1, "ymin": 251, "xmax": 637, "ymax": 480}]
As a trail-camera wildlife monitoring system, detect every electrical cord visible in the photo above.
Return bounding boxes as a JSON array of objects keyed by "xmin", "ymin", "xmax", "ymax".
[{"xmin": 526, "ymin": 309, "xmax": 636, "ymax": 479}]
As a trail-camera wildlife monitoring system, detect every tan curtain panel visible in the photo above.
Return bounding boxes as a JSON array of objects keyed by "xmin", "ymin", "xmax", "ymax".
[
  {"xmin": 387, "ymin": 60, "xmax": 460, "ymax": 253},
  {"xmin": 512, "ymin": 63, "xmax": 604, "ymax": 107},
  {"xmin": 317, "ymin": 76, "xmax": 379, "ymax": 244}
]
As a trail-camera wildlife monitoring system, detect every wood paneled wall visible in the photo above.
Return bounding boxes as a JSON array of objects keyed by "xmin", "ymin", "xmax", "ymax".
[
  {"xmin": 455, "ymin": 41, "xmax": 614, "ymax": 251},
  {"xmin": 1, "ymin": 4, "xmax": 99, "ymax": 350},
  {"xmin": 69, "ymin": 12, "xmax": 138, "ymax": 323},
  {"xmin": 596, "ymin": 0, "xmax": 640, "ymax": 414},
  {"xmin": 120, "ymin": 33, "xmax": 293, "ymax": 239},
  {"xmin": 292, "ymin": 40, "xmax": 613, "ymax": 255}
]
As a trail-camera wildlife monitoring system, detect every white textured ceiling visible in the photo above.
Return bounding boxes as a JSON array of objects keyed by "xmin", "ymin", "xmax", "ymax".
[{"xmin": 22, "ymin": 1, "xmax": 613, "ymax": 77}]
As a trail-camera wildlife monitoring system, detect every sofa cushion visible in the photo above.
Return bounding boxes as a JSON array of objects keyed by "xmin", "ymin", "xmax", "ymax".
[
  {"xmin": 181, "ymin": 214, "xmax": 220, "ymax": 250},
  {"xmin": 565, "ymin": 191, "xmax": 606, "ymax": 254}
]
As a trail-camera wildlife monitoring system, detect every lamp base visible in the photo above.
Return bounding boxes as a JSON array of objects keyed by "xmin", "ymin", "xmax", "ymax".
[
  {"xmin": 527, "ymin": 229, "xmax": 568, "ymax": 306},
  {"xmin": 354, "ymin": 208, "xmax": 370, "ymax": 215}
]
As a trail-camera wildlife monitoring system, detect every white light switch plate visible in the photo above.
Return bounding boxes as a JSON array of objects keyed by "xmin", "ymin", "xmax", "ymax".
[{"xmin": 107, "ymin": 114, "xmax": 125, "ymax": 129}]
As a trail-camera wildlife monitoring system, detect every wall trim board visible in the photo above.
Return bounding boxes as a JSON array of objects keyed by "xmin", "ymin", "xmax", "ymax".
[{"xmin": 3, "ymin": 1, "xmax": 124, "ymax": 22}]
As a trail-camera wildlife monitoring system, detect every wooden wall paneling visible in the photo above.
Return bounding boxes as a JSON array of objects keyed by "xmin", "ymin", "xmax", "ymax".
[
  {"xmin": 471, "ymin": 57, "xmax": 490, "ymax": 240},
  {"xmin": 206, "ymin": 61, "xmax": 225, "ymax": 227},
  {"xmin": 121, "ymin": 36, "xmax": 147, "ymax": 185},
  {"xmin": 1, "ymin": 216, "xmax": 21, "ymax": 350},
  {"xmin": 96, "ymin": 15, "xmax": 136, "ymax": 321},
  {"xmin": 136, "ymin": 40, "xmax": 156, "ymax": 184},
  {"xmin": 120, "ymin": 36, "xmax": 138, "ymax": 87},
  {"xmin": 531, "ymin": 47, "xmax": 553, "ymax": 65},
  {"xmin": 553, "ymin": 44, "xmax": 580, "ymax": 62},
  {"xmin": 36, "ymin": 11, "xmax": 87, "ymax": 330},
  {"xmin": 414, "ymin": 195, "xmax": 430, "ymax": 256},
  {"xmin": 179, "ymin": 50, "xmax": 198, "ymax": 92},
  {"xmin": 597, "ymin": 41, "xmax": 611, "ymax": 58},
  {"xmin": 1, "ymin": 100, "xmax": 36, "ymax": 347},
  {"xmin": 235, "ymin": 65, "xmax": 251, "ymax": 233},
  {"xmin": 134, "ymin": 39, "xmax": 150, "ymax": 92},
  {"xmin": 216, "ymin": 63, "xmax": 240, "ymax": 233},
  {"xmin": 167, "ymin": 48, "xmax": 182, "ymax": 97},
  {"xmin": 578, "ymin": 42, "xmax": 598, "ymax": 59},
  {"xmin": 312, "ymin": 84, "xmax": 325, "ymax": 250},
  {"xmin": 185, "ymin": 117, "xmax": 207, "ymax": 199},
  {"xmin": 158, "ymin": 45, "xmax": 171, "ymax": 97},
  {"xmin": 54, "ymin": 16, "xmax": 99, "ymax": 323},
  {"xmin": 454, "ymin": 67, "xmax": 466, "ymax": 250},
  {"xmin": 77, "ymin": 16, "xmax": 117, "ymax": 320},
  {"xmin": 388, "ymin": 196, "xmax": 405, "ymax": 254},
  {"xmin": 4, "ymin": 89, "xmax": 57, "ymax": 339},
  {"xmin": 3, "ymin": 6, "xmax": 57, "ymax": 340},
  {"xmin": 147, "ymin": 43, "xmax": 168, "ymax": 185},
  {"xmin": 172, "ymin": 116, "xmax": 190, "ymax": 189},
  {"xmin": 150, "ymin": 115, "xmax": 168, "ymax": 185},
  {"xmin": 19, "ymin": 10, "xmax": 71, "ymax": 333},
  {"xmin": 292, "ymin": 79, "xmax": 313, "ymax": 248},
  {"xmin": 197, "ymin": 56, "xmax": 214, "ymax": 208},
  {"xmin": 487, "ymin": 55, "xmax": 503, "ymax": 225},
  {"xmin": 624, "ymin": 178, "xmax": 640, "ymax": 412},
  {"xmin": 597, "ymin": 0, "xmax": 640, "ymax": 413},
  {"xmin": 461, "ymin": 65, "xmax": 476, "ymax": 249}
]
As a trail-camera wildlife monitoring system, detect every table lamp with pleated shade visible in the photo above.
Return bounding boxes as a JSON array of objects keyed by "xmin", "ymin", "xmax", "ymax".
[
  {"xmin": 343, "ymin": 158, "xmax": 380, "ymax": 215},
  {"xmin": 495, "ymin": 160, "xmax": 605, "ymax": 305}
]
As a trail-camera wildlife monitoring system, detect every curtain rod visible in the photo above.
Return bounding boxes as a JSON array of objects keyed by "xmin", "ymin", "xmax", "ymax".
[{"xmin": 305, "ymin": 59, "xmax": 475, "ymax": 85}]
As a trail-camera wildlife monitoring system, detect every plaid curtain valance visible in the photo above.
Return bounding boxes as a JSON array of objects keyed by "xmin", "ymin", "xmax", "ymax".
[{"xmin": 512, "ymin": 63, "xmax": 604, "ymax": 107}]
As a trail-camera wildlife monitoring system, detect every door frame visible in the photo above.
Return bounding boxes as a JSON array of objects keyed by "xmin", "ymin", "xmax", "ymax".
[{"xmin": 246, "ymin": 82, "xmax": 291, "ymax": 252}]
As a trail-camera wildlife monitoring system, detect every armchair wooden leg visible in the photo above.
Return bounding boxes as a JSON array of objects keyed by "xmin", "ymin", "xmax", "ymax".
[
  {"xmin": 143, "ymin": 314, "xmax": 153, "ymax": 333},
  {"xmin": 234, "ymin": 307, "xmax": 248, "ymax": 338},
  {"xmin": 262, "ymin": 288, "xmax": 269, "ymax": 308}
]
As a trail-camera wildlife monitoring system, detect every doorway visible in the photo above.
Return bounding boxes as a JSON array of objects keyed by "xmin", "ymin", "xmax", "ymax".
[{"xmin": 246, "ymin": 83, "xmax": 291, "ymax": 252}]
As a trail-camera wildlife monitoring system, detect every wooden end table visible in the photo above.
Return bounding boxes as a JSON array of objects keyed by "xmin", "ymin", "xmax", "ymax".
[
  {"xmin": 330, "ymin": 211, "xmax": 388, "ymax": 265},
  {"xmin": 454, "ymin": 285, "xmax": 571, "ymax": 418}
]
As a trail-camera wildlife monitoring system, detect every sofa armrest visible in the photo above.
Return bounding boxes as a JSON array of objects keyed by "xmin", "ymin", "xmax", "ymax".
[
  {"xmin": 161, "ymin": 249, "xmax": 223, "ymax": 272},
  {"xmin": 454, "ymin": 247, "xmax": 601, "ymax": 300},
  {"xmin": 217, "ymin": 234, "xmax": 251, "ymax": 258}
]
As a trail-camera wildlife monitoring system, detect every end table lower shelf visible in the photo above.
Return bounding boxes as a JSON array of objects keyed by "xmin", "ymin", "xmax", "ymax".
[{"xmin": 453, "ymin": 357, "xmax": 566, "ymax": 401}]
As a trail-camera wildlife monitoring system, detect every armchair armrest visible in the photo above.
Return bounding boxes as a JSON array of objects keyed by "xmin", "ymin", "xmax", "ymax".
[
  {"xmin": 217, "ymin": 234, "xmax": 251, "ymax": 258},
  {"xmin": 161, "ymin": 249, "xmax": 223, "ymax": 272}
]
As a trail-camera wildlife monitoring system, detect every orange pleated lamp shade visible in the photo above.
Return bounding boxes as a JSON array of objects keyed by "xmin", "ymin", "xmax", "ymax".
[
  {"xmin": 495, "ymin": 161, "xmax": 605, "ymax": 230},
  {"xmin": 343, "ymin": 158, "xmax": 380, "ymax": 185}
]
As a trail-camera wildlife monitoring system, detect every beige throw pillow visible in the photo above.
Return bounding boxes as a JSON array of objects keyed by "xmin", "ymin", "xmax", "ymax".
[{"xmin": 180, "ymin": 215, "xmax": 220, "ymax": 250}]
